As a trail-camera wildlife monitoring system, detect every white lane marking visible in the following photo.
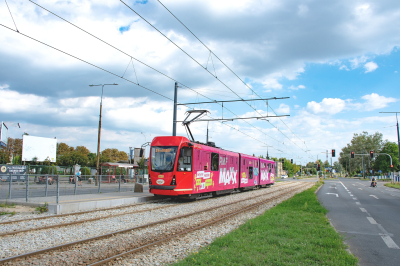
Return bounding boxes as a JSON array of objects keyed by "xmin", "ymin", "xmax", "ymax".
[
  {"xmin": 360, "ymin": 208, "xmax": 367, "ymax": 212},
  {"xmin": 380, "ymin": 235, "xmax": 400, "ymax": 249},
  {"xmin": 326, "ymin": 193, "xmax": 339, "ymax": 197},
  {"xmin": 353, "ymin": 197, "xmax": 357, "ymax": 200},
  {"xmin": 367, "ymin": 217, "xmax": 377, "ymax": 224},
  {"xmin": 340, "ymin": 181, "xmax": 348, "ymax": 190},
  {"xmin": 329, "ymin": 187, "xmax": 337, "ymax": 189},
  {"xmin": 358, "ymin": 188, "xmax": 363, "ymax": 190},
  {"xmin": 370, "ymin": 195, "xmax": 379, "ymax": 199},
  {"xmin": 356, "ymin": 202, "xmax": 361, "ymax": 205},
  {"xmin": 350, "ymin": 194, "xmax": 353, "ymax": 196}
]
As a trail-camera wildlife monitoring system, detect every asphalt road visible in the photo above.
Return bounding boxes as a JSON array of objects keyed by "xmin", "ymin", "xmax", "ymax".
[
  {"xmin": 318, "ymin": 178, "xmax": 400, "ymax": 266},
  {"xmin": 0, "ymin": 183, "xmax": 150, "ymax": 199}
]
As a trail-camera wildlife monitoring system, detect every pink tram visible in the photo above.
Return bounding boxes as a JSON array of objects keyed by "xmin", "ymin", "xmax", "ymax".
[{"xmin": 149, "ymin": 136, "xmax": 275, "ymax": 199}]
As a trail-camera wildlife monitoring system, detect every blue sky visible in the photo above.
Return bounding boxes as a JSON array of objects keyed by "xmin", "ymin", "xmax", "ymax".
[{"xmin": 0, "ymin": 0, "xmax": 399, "ymax": 165}]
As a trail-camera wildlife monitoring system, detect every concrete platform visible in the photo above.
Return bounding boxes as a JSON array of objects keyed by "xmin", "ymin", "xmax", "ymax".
[{"xmin": 0, "ymin": 191, "xmax": 157, "ymax": 214}]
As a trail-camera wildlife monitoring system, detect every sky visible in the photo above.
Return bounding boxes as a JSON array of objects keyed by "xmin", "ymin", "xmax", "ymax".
[{"xmin": 0, "ymin": 0, "xmax": 399, "ymax": 165}]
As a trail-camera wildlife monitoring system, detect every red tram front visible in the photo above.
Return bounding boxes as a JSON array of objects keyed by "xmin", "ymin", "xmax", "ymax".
[{"xmin": 148, "ymin": 136, "xmax": 240, "ymax": 199}]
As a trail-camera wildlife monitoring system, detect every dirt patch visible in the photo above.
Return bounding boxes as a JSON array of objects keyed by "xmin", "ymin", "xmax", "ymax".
[{"xmin": 0, "ymin": 205, "xmax": 36, "ymax": 214}]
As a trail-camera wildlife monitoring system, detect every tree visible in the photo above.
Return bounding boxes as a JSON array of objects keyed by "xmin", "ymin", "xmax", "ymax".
[
  {"xmin": 101, "ymin": 148, "xmax": 128, "ymax": 162},
  {"xmin": 339, "ymin": 131, "xmax": 384, "ymax": 175},
  {"xmin": 76, "ymin": 146, "xmax": 90, "ymax": 156},
  {"xmin": 0, "ymin": 148, "xmax": 10, "ymax": 164},
  {"xmin": 372, "ymin": 142, "xmax": 399, "ymax": 173}
]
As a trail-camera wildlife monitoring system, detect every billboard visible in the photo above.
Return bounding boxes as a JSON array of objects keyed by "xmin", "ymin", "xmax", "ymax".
[
  {"xmin": 22, "ymin": 135, "xmax": 57, "ymax": 162},
  {"xmin": 0, "ymin": 122, "xmax": 8, "ymax": 148}
]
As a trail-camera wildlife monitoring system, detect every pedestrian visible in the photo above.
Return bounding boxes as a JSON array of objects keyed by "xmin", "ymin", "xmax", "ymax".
[
  {"xmin": 77, "ymin": 170, "xmax": 82, "ymax": 186},
  {"xmin": 121, "ymin": 173, "xmax": 126, "ymax": 183}
]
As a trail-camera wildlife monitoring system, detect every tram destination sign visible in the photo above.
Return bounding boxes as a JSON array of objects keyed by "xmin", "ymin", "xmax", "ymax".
[{"xmin": 0, "ymin": 165, "xmax": 27, "ymax": 182}]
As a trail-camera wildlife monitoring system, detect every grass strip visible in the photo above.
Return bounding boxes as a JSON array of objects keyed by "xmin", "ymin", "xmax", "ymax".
[
  {"xmin": 384, "ymin": 183, "xmax": 400, "ymax": 189},
  {"xmin": 173, "ymin": 183, "xmax": 357, "ymax": 266}
]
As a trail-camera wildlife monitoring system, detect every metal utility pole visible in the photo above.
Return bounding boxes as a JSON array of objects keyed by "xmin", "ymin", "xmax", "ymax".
[
  {"xmin": 90, "ymin": 83, "xmax": 118, "ymax": 185},
  {"xmin": 172, "ymin": 82, "xmax": 178, "ymax": 136},
  {"xmin": 206, "ymin": 121, "xmax": 209, "ymax": 144},
  {"xmin": 379, "ymin": 112, "xmax": 400, "ymax": 178}
]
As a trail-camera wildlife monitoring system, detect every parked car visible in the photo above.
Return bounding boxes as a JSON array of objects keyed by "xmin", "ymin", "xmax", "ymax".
[{"xmin": 281, "ymin": 174, "xmax": 288, "ymax": 179}]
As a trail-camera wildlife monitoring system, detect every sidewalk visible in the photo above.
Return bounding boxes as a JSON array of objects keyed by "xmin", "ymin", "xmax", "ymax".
[{"xmin": 0, "ymin": 190, "xmax": 156, "ymax": 214}]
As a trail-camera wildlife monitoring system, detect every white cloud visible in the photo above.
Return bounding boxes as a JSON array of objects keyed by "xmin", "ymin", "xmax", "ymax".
[
  {"xmin": 364, "ymin": 61, "xmax": 378, "ymax": 73},
  {"xmin": 349, "ymin": 56, "xmax": 368, "ymax": 69},
  {"xmin": 288, "ymin": 85, "xmax": 305, "ymax": 90},
  {"xmin": 262, "ymin": 78, "xmax": 282, "ymax": 90},
  {"xmin": 307, "ymin": 98, "xmax": 346, "ymax": 114},
  {"xmin": 361, "ymin": 93, "xmax": 397, "ymax": 109},
  {"xmin": 276, "ymin": 103, "xmax": 290, "ymax": 114},
  {"xmin": 0, "ymin": 84, "xmax": 9, "ymax": 90}
]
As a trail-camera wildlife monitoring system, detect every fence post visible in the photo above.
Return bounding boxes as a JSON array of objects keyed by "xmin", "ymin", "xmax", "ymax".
[
  {"xmin": 56, "ymin": 175, "xmax": 59, "ymax": 205},
  {"xmin": 25, "ymin": 174, "xmax": 29, "ymax": 202},
  {"xmin": 119, "ymin": 173, "xmax": 121, "ymax": 192},
  {"xmin": 98, "ymin": 174, "xmax": 101, "ymax": 193},
  {"xmin": 74, "ymin": 174, "xmax": 77, "ymax": 195},
  {"xmin": 8, "ymin": 172, "xmax": 12, "ymax": 199},
  {"xmin": 45, "ymin": 174, "xmax": 48, "ymax": 197}
]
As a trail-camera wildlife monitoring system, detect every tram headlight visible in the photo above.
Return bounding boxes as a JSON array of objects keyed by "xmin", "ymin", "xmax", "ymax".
[{"xmin": 170, "ymin": 175, "xmax": 176, "ymax": 185}]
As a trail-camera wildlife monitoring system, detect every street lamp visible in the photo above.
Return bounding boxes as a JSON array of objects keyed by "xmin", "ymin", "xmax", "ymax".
[{"xmin": 90, "ymin": 83, "xmax": 118, "ymax": 184}]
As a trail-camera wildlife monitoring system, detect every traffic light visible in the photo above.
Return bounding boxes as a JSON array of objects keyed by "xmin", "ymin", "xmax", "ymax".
[
  {"xmin": 370, "ymin": 151, "xmax": 374, "ymax": 159},
  {"xmin": 332, "ymin": 149, "xmax": 335, "ymax": 157},
  {"xmin": 391, "ymin": 165, "xmax": 394, "ymax": 170},
  {"xmin": 281, "ymin": 159, "xmax": 284, "ymax": 164},
  {"xmin": 291, "ymin": 159, "xmax": 293, "ymax": 164},
  {"xmin": 351, "ymin": 151, "xmax": 355, "ymax": 158},
  {"xmin": 139, "ymin": 148, "xmax": 144, "ymax": 157},
  {"xmin": 317, "ymin": 164, "xmax": 321, "ymax": 171}
]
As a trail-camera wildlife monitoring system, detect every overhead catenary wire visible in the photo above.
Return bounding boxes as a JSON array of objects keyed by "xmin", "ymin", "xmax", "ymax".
[
  {"xmin": 120, "ymin": 0, "xmax": 306, "ymax": 152},
  {"xmin": 5, "ymin": 0, "xmax": 19, "ymax": 32},
  {"xmin": 27, "ymin": 0, "xmax": 292, "ymax": 152},
  {"xmin": 0, "ymin": 22, "xmax": 293, "ymax": 155},
  {"xmin": 155, "ymin": 0, "xmax": 307, "ymax": 150}
]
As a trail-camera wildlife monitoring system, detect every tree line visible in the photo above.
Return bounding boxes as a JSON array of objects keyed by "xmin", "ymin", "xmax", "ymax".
[
  {"xmin": 0, "ymin": 137, "xmax": 128, "ymax": 167},
  {"xmin": 339, "ymin": 131, "xmax": 399, "ymax": 176}
]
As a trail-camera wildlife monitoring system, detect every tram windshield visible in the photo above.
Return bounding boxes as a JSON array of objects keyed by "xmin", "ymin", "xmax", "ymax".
[{"xmin": 151, "ymin": 146, "xmax": 178, "ymax": 172}]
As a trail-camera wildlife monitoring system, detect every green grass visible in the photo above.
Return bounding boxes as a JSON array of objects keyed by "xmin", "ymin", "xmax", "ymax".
[
  {"xmin": 385, "ymin": 183, "xmax": 400, "ymax": 189},
  {"xmin": 173, "ymin": 183, "xmax": 357, "ymax": 266},
  {"xmin": 0, "ymin": 202, "xmax": 16, "ymax": 208},
  {"xmin": 0, "ymin": 202, "xmax": 16, "ymax": 216}
]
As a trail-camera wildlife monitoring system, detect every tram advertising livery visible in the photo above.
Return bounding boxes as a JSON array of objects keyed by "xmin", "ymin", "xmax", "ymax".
[{"xmin": 149, "ymin": 136, "xmax": 275, "ymax": 199}]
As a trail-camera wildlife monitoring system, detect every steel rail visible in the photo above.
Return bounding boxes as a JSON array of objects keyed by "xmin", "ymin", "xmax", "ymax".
[
  {"xmin": 0, "ymin": 183, "xmax": 291, "ymax": 236},
  {"xmin": 88, "ymin": 183, "xmax": 310, "ymax": 265},
  {"xmin": 0, "ymin": 182, "xmax": 302, "ymax": 264}
]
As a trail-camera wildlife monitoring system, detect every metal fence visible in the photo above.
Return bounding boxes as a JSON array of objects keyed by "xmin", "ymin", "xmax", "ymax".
[{"xmin": 0, "ymin": 173, "xmax": 149, "ymax": 202}]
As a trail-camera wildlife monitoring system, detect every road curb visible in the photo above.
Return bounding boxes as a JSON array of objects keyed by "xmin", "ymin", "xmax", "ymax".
[{"xmin": 314, "ymin": 183, "xmax": 323, "ymax": 194}]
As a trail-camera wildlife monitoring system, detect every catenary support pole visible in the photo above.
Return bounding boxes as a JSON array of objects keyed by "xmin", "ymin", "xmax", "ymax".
[
  {"xmin": 397, "ymin": 114, "xmax": 400, "ymax": 180},
  {"xmin": 172, "ymin": 82, "xmax": 178, "ymax": 136}
]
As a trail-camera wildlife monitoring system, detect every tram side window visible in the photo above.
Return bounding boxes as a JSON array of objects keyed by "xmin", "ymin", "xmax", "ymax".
[
  {"xmin": 211, "ymin": 153, "xmax": 219, "ymax": 171},
  {"xmin": 268, "ymin": 163, "xmax": 272, "ymax": 173},
  {"xmin": 177, "ymin": 147, "xmax": 192, "ymax": 171},
  {"xmin": 249, "ymin": 166, "xmax": 253, "ymax": 179}
]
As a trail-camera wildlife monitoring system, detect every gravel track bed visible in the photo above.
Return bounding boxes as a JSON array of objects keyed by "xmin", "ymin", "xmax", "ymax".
[
  {"xmin": 0, "ymin": 199, "xmax": 172, "ymax": 225},
  {"xmin": 0, "ymin": 182, "xmax": 297, "ymax": 260},
  {"xmin": 1, "ymin": 182, "xmax": 307, "ymax": 265},
  {"xmin": 0, "ymin": 201, "xmax": 179, "ymax": 234},
  {"xmin": 118, "ymin": 182, "xmax": 315, "ymax": 266}
]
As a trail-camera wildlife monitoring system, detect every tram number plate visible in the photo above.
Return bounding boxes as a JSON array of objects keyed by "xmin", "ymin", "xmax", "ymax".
[{"xmin": 200, "ymin": 182, "xmax": 205, "ymax": 190}]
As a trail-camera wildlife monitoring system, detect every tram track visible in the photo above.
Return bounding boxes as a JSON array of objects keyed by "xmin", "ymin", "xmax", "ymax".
[
  {"xmin": 0, "ymin": 182, "xmax": 309, "ymax": 265},
  {"xmin": 0, "ymin": 182, "xmax": 294, "ymax": 237}
]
